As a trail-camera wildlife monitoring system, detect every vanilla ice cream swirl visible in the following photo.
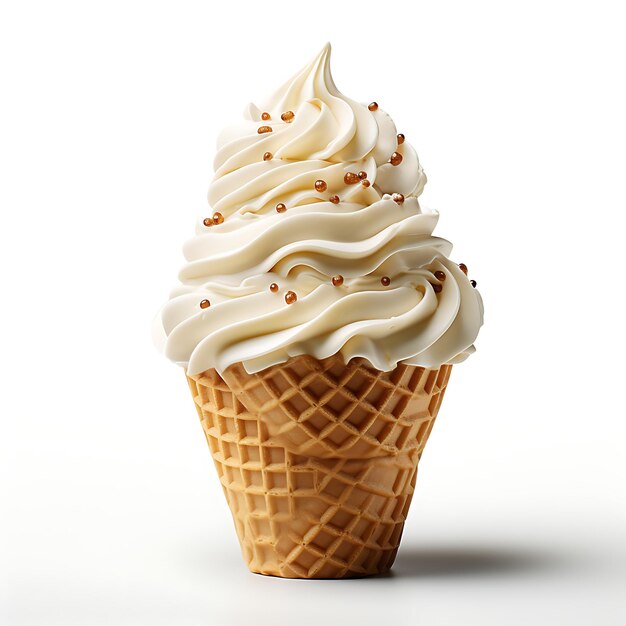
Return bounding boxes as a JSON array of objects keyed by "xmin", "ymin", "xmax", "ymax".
[{"xmin": 155, "ymin": 44, "xmax": 483, "ymax": 375}]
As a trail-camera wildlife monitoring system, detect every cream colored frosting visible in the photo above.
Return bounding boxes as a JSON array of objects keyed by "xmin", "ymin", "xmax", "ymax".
[{"xmin": 154, "ymin": 44, "xmax": 483, "ymax": 375}]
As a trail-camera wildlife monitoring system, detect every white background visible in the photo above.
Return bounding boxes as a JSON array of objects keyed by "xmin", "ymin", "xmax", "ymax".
[{"xmin": 2, "ymin": 1, "xmax": 625, "ymax": 624}]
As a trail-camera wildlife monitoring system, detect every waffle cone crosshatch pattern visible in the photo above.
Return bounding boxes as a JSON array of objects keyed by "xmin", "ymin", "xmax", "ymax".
[{"xmin": 187, "ymin": 355, "xmax": 452, "ymax": 578}]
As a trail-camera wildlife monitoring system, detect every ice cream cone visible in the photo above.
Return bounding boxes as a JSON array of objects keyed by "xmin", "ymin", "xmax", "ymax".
[
  {"xmin": 186, "ymin": 354, "xmax": 452, "ymax": 578},
  {"xmin": 157, "ymin": 44, "xmax": 483, "ymax": 580}
]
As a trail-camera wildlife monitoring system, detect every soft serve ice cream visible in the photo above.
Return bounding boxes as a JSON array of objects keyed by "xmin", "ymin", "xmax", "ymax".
[{"xmin": 155, "ymin": 44, "xmax": 483, "ymax": 375}]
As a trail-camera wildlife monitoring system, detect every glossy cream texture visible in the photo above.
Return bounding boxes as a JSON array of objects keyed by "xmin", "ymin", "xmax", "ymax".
[{"xmin": 155, "ymin": 44, "xmax": 483, "ymax": 375}]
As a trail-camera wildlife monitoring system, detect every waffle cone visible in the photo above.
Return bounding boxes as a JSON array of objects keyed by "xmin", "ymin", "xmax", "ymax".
[{"xmin": 186, "ymin": 354, "xmax": 452, "ymax": 578}]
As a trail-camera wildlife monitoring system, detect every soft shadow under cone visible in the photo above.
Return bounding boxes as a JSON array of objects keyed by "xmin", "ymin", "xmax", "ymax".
[{"xmin": 186, "ymin": 354, "xmax": 452, "ymax": 579}]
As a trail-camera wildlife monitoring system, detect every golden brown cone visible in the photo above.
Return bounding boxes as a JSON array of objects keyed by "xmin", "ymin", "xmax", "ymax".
[{"xmin": 187, "ymin": 354, "xmax": 452, "ymax": 578}]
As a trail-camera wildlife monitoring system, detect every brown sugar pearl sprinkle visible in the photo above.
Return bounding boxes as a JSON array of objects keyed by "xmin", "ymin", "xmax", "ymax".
[
  {"xmin": 392, "ymin": 193, "xmax": 405, "ymax": 204},
  {"xmin": 257, "ymin": 126, "xmax": 272, "ymax": 134},
  {"xmin": 471, "ymin": 279, "xmax": 477, "ymax": 288},
  {"xmin": 284, "ymin": 291, "xmax": 297, "ymax": 304},
  {"xmin": 269, "ymin": 283, "xmax": 279, "ymax": 293},
  {"xmin": 358, "ymin": 171, "xmax": 368, "ymax": 180},
  {"xmin": 314, "ymin": 180, "xmax": 328, "ymax": 192},
  {"xmin": 344, "ymin": 172, "xmax": 360, "ymax": 185},
  {"xmin": 263, "ymin": 151, "xmax": 272, "ymax": 161},
  {"xmin": 199, "ymin": 299, "xmax": 210, "ymax": 309},
  {"xmin": 389, "ymin": 152, "xmax": 403, "ymax": 166},
  {"xmin": 434, "ymin": 270, "xmax": 446, "ymax": 281},
  {"xmin": 332, "ymin": 275, "xmax": 344, "ymax": 286},
  {"xmin": 397, "ymin": 133, "xmax": 405, "ymax": 145},
  {"xmin": 431, "ymin": 283, "xmax": 443, "ymax": 293},
  {"xmin": 212, "ymin": 212, "xmax": 224, "ymax": 225},
  {"xmin": 459, "ymin": 263, "xmax": 468, "ymax": 275},
  {"xmin": 361, "ymin": 179, "xmax": 371, "ymax": 188},
  {"xmin": 281, "ymin": 110, "xmax": 295, "ymax": 122},
  {"xmin": 275, "ymin": 203, "xmax": 287, "ymax": 213},
  {"xmin": 381, "ymin": 276, "xmax": 391, "ymax": 286},
  {"xmin": 368, "ymin": 102, "xmax": 378, "ymax": 111},
  {"xmin": 203, "ymin": 217, "xmax": 213, "ymax": 227},
  {"xmin": 329, "ymin": 195, "xmax": 340, "ymax": 204},
  {"xmin": 261, "ymin": 112, "xmax": 271, "ymax": 121}
]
